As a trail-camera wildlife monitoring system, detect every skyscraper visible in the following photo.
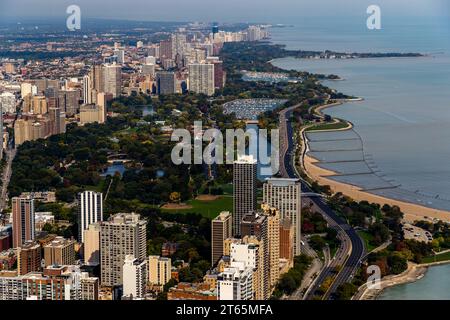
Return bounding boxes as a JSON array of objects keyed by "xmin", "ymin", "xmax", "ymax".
[
  {"xmin": 100, "ymin": 213, "xmax": 147, "ymax": 287},
  {"xmin": 263, "ymin": 178, "xmax": 302, "ymax": 255},
  {"xmin": 240, "ymin": 212, "xmax": 270, "ymax": 299},
  {"xmin": 156, "ymin": 71, "xmax": 176, "ymax": 95},
  {"xmin": 82, "ymin": 75, "xmax": 92, "ymax": 104},
  {"xmin": 171, "ymin": 33, "xmax": 187, "ymax": 59},
  {"xmin": 83, "ymin": 223, "xmax": 100, "ymax": 266},
  {"xmin": 103, "ymin": 63, "xmax": 122, "ymax": 98},
  {"xmin": 77, "ymin": 191, "xmax": 103, "ymax": 243},
  {"xmin": 159, "ymin": 39, "xmax": 173, "ymax": 61},
  {"xmin": 12, "ymin": 196, "xmax": 35, "ymax": 248},
  {"xmin": 188, "ymin": 63, "xmax": 215, "ymax": 96},
  {"xmin": 232, "ymin": 155, "xmax": 257, "ymax": 237},
  {"xmin": 211, "ymin": 211, "xmax": 232, "ymax": 266},
  {"xmin": 262, "ymin": 204, "xmax": 280, "ymax": 289},
  {"xmin": 58, "ymin": 89, "xmax": 79, "ymax": 117}
]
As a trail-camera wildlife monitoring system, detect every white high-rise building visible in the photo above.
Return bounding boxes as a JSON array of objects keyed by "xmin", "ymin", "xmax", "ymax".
[
  {"xmin": 82, "ymin": 75, "xmax": 92, "ymax": 104},
  {"xmin": 188, "ymin": 63, "xmax": 215, "ymax": 96},
  {"xmin": 217, "ymin": 262, "xmax": 253, "ymax": 300},
  {"xmin": 263, "ymin": 178, "xmax": 302, "ymax": 255},
  {"xmin": 77, "ymin": 191, "xmax": 103, "ymax": 243},
  {"xmin": 103, "ymin": 63, "xmax": 122, "ymax": 98},
  {"xmin": 123, "ymin": 255, "xmax": 147, "ymax": 299}
]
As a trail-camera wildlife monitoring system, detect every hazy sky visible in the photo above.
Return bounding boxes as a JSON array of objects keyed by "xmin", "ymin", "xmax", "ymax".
[{"xmin": 0, "ymin": 0, "xmax": 449, "ymax": 23}]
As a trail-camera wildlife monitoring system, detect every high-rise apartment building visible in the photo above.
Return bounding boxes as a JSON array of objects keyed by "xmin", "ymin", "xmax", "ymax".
[
  {"xmin": 263, "ymin": 178, "xmax": 301, "ymax": 255},
  {"xmin": 12, "ymin": 196, "xmax": 35, "ymax": 248},
  {"xmin": 211, "ymin": 211, "xmax": 232, "ymax": 266},
  {"xmin": 82, "ymin": 75, "xmax": 92, "ymax": 104},
  {"xmin": 123, "ymin": 255, "xmax": 147, "ymax": 299},
  {"xmin": 240, "ymin": 212, "xmax": 270, "ymax": 299},
  {"xmin": 17, "ymin": 241, "xmax": 41, "ymax": 275},
  {"xmin": 83, "ymin": 223, "xmax": 100, "ymax": 266},
  {"xmin": 43, "ymin": 237, "xmax": 76, "ymax": 267},
  {"xmin": 262, "ymin": 204, "xmax": 280, "ymax": 289},
  {"xmin": 217, "ymin": 262, "xmax": 253, "ymax": 300},
  {"xmin": 77, "ymin": 191, "xmax": 103, "ymax": 243},
  {"xmin": 233, "ymin": 155, "xmax": 257, "ymax": 237},
  {"xmin": 148, "ymin": 255, "xmax": 172, "ymax": 287},
  {"xmin": 188, "ymin": 63, "xmax": 215, "ymax": 96},
  {"xmin": 103, "ymin": 63, "xmax": 122, "ymax": 98},
  {"xmin": 58, "ymin": 89, "xmax": 79, "ymax": 117},
  {"xmin": 100, "ymin": 213, "xmax": 147, "ymax": 287},
  {"xmin": 156, "ymin": 71, "xmax": 176, "ymax": 95}
]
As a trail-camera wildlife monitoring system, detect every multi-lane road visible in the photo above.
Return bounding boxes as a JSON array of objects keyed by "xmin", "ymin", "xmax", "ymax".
[{"xmin": 279, "ymin": 104, "xmax": 365, "ymax": 299}]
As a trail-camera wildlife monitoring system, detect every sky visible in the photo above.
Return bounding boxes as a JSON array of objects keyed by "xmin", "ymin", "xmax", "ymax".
[{"xmin": 0, "ymin": 0, "xmax": 449, "ymax": 23}]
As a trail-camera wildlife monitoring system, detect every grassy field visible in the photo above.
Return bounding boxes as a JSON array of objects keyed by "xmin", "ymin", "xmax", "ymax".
[
  {"xmin": 422, "ymin": 251, "xmax": 450, "ymax": 264},
  {"xmin": 306, "ymin": 121, "xmax": 349, "ymax": 132},
  {"xmin": 161, "ymin": 196, "xmax": 233, "ymax": 219},
  {"xmin": 357, "ymin": 230, "xmax": 377, "ymax": 252}
]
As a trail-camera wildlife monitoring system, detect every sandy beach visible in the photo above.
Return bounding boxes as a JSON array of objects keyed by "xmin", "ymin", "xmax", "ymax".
[{"xmin": 304, "ymin": 154, "xmax": 450, "ymax": 223}]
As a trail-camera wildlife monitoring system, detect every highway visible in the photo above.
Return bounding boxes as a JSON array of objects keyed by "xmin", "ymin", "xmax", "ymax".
[{"xmin": 279, "ymin": 104, "xmax": 365, "ymax": 299}]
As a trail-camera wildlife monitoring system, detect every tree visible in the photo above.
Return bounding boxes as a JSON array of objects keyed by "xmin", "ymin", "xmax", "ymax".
[
  {"xmin": 169, "ymin": 192, "xmax": 181, "ymax": 203},
  {"xmin": 388, "ymin": 254, "xmax": 408, "ymax": 274}
]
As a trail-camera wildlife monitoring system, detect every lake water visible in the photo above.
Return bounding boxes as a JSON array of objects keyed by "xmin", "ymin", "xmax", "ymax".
[
  {"xmin": 378, "ymin": 264, "xmax": 450, "ymax": 300},
  {"xmin": 271, "ymin": 18, "xmax": 450, "ymax": 213},
  {"xmin": 269, "ymin": 15, "xmax": 450, "ymax": 299}
]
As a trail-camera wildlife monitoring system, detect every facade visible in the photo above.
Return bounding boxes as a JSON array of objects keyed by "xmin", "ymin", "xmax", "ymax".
[
  {"xmin": 100, "ymin": 213, "xmax": 147, "ymax": 287},
  {"xmin": 17, "ymin": 242, "xmax": 41, "ymax": 276},
  {"xmin": 77, "ymin": 191, "xmax": 103, "ymax": 243},
  {"xmin": 211, "ymin": 211, "xmax": 232, "ymax": 266},
  {"xmin": 43, "ymin": 237, "xmax": 76, "ymax": 267},
  {"xmin": 217, "ymin": 262, "xmax": 253, "ymax": 300},
  {"xmin": 80, "ymin": 277, "xmax": 99, "ymax": 300},
  {"xmin": 232, "ymin": 155, "xmax": 257, "ymax": 237},
  {"xmin": 262, "ymin": 205, "xmax": 281, "ymax": 289},
  {"xmin": 123, "ymin": 255, "xmax": 147, "ymax": 299},
  {"xmin": 12, "ymin": 196, "xmax": 35, "ymax": 248},
  {"xmin": 103, "ymin": 63, "xmax": 122, "ymax": 98},
  {"xmin": 79, "ymin": 104, "xmax": 106, "ymax": 125},
  {"xmin": 279, "ymin": 217, "xmax": 294, "ymax": 266},
  {"xmin": 83, "ymin": 75, "xmax": 92, "ymax": 104},
  {"xmin": 263, "ymin": 178, "xmax": 302, "ymax": 255},
  {"xmin": 83, "ymin": 223, "xmax": 100, "ymax": 266},
  {"xmin": 0, "ymin": 92, "xmax": 16, "ymax": 113},
  {"xmin": 58, "ymin": 89, "xmax": 79, "ymax": 117},
  {"xmin": 188, "ymin": 63, "xmax": 215, "ymax": 96},
  {"xmin": 156, "ymin": 71, "xmax": 176, "ymax": 95},
  {"xmin": 148, "ymin": 255, "xmax": 171, "ymax": 287},
  {"xmin": 229, "ymin": 237, "xmax": 267, "ymax": 300}
]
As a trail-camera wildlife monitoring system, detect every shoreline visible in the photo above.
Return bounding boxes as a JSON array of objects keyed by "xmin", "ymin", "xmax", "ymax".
[
  {"xmin": 356, "ymin": 260, "xmax": 450, "ymax": 300},
  {"xmin": 301, "ymin": 102, "xmax": 450, "ymax": 224}
]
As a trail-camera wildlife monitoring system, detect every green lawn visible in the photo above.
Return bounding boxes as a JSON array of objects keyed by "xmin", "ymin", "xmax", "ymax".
[
  {"xmin": 161, "ymin": 196, "xmax": 233, "ymax": 219},
  {"xmin": 306, "ymin": 121, "xmax": 349, "ymax": 132},
  {"xmin": 422, "ymin": 251, "xmax": 450, "ymax": 264},
  {"xmin": 357, "ymin": 230, "xmax": 377, "ymax": 252}
]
